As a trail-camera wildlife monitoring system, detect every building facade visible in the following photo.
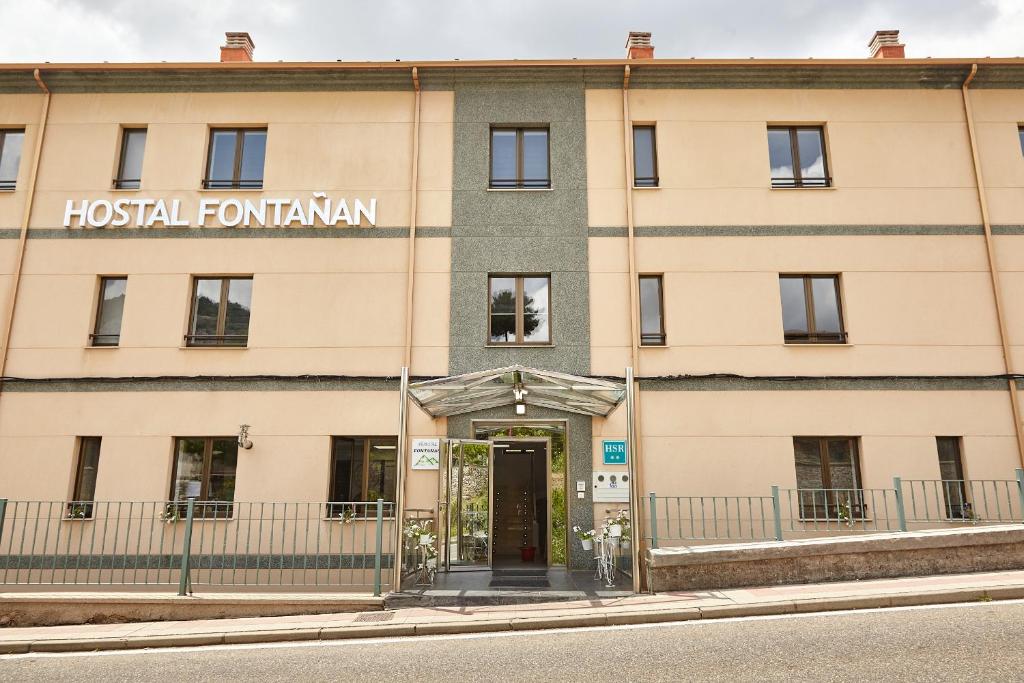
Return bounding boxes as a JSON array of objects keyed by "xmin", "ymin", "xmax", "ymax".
[{"xmin": 1, "ymin": 31, "xmax": 1024, "ymax": 583}]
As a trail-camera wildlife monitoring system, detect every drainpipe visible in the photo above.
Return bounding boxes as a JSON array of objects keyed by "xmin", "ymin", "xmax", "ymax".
[
  {"xmin": 0, "ymin": 69, "xmax": 51, "ymax": 394},
  {"xmin": 961, "ymin": 64, "xmax": 1024, "ymax": 470},
  {"xmin": 621, "ymin": 66, "xmax": 645, "ymax": 592},
  {"xmin": 394, "ymin": 67, "xmax": 422, "ymax": 592},
  {"xmin": 402, "ymin": 66, "xmax": 422, "ymax": 368}
]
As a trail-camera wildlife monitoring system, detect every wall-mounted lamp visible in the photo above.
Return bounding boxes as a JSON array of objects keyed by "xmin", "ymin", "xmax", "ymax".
[
  {"xmin": 513, "ymin": 375, "xmax": 528, "ymax": 415},
  {"xmin": 238, "ymin": 424, "xmax": 253, "ymax": 450}
]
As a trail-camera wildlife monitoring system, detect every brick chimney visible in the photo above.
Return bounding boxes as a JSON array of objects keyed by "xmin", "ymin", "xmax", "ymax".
[
  {"xmin": 220, "ymin": 32, "xmax": 255, "ymax": 62},
  {"xmin": 868, "ymin": 30, "xmax": 905, "ymax": 59},
  {"xmin": 626, "ymin": 32, "xmax": 654, "ymax": 59}
]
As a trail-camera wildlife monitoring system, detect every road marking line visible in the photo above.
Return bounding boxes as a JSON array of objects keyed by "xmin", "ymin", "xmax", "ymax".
[{"xmin": 3, "ymin": 597, "xmax": 1022, "ymax": 660}]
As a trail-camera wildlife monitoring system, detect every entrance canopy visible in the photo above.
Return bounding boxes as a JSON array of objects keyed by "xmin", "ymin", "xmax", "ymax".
[{"xmin": 408, "ymin": 365, "xmax": 626, "ymax": 418}]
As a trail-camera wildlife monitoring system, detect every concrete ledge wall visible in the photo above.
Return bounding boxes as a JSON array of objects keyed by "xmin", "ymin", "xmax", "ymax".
[
  {"xmin": 0, "ymin": 594, "xmax": 382, "ymax": 628},
  {"xmin": 647, "ymin": 525, "xmax": 1024, "ymax": 592}
]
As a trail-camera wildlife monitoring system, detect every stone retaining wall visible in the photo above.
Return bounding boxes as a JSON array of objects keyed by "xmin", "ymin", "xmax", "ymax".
[{"xmin": 647, "ymin": 525, "xmax": 1024, "ymax": 591}]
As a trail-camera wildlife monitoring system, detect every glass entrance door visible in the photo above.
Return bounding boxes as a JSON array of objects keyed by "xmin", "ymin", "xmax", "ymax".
[{"xmin": 438, "ymin": 440, "xmax": 492, "ymax": 571}]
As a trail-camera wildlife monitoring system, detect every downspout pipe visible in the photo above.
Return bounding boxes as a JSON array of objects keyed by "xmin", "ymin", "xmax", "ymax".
[
  {"xmin": 403, "ymin": 66, "xmax": 422, "ymax": 368},
  {"xmin": 621, "ymin": 66, "xmax": 644, "ymax": 593},
  {"xmin": 0, "ymin": 69, "xmax": 50, "ymax": 393},
  {"xmin": 961, "ymin": 64, "xmax": 1024, "ymax": 470},
  {"xmin": 394, "ymin": 67, "xmax": 422, "ymax": 592}
]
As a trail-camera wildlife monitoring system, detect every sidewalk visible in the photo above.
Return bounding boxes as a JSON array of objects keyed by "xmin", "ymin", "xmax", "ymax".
[{"xmin": 3, "ymin": 569, "xmax": 1024, "ymax": 654}]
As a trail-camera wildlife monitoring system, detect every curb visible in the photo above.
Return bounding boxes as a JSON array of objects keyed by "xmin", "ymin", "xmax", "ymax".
[{"xmin": 2, "ymin": 585, "xmax": 1023, "ymax": 655}]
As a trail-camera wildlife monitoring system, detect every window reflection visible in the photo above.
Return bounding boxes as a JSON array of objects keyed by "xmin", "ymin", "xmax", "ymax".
[
  {"xmin": 188, "ymin": 277, "xmax": 252, "ymax": 346},
  {"xmin": 205, "ymin": 128, "xmax": 266, "ymax": 189},
  {"xmin": 0, "ymin": 130, "xmax": 25, "ymax": 190},
  {"xmin": 489, "ymin": 275, "xmax": 551, "ymax": 344},
  {"xmin": 490, "ymin": 128, "xmax": 550, "ymax": 189},
  {"xmin": 779, "ymin": 275, "xmax": 844, "ymax": 343},
  {"xmin": 768, "ymin": 127, "xmax": 829, "ymax": 187}
]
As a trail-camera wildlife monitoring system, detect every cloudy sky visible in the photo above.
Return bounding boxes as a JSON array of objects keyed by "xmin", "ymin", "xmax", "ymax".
[{"xmin": 0, "ymin": 0, "xmax": 1021, "ymax": 63}]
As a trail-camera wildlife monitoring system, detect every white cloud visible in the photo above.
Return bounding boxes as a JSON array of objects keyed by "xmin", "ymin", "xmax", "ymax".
[{"xmin": 0, "ymin": 0, "xmax": 1020, "ymax": 63}]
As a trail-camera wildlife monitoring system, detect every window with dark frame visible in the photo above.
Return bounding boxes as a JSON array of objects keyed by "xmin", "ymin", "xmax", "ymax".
[
  {"xmin": 779, "ymin": 274, "xmax": 846, "ymax": 344},
  {"xmin": 68, "ymin": 437, "xmax": 101, "ymax": 518},
  {"xmin": 639, "ymin": 274, "xmax": 666, "ymax": 346},
  {"xmin": 203, "ymin": 128, "xmax": 267, "ymax": 189},
  {"xmin": 1019, "ymin": 126, "xmax": 1024, "ymax": 157},
  {"xmin": 170, "ymin": 437, "xmax": 238, "ymax": 517},
  {"xmin": 327, "ymin": 436, "xmax": 398, "ymax": 517},
  {"xmin": 488, "ymin": 275, "xmax": 551, "ymax": 345},
  {"xmin": 632, "ymin": 125, "xmax": 658, "ymax": 187},
  {"xmin": 767, "ymin": 126, "xmax": 830, "ymax": 188},
  {"xmin": 489, "ymin": 127, "xmax": 550, "ymax": 189},
  {"xmin": 793, "ymin": 437, "xmax": 864, "ymax": 520},
  {"xmin": 936, "ymin": 437, "xmax": 970, "ymax": 519},
  {"xmin": 114, "ymin": 128, "xmax": 147, "ymax": 189},
  {"xmin": 0, "ymin": 129, "xmax": 25, "ymax": 191},
  {"xmin": 186, "ymin": 277, "xmax": 252, "ymax": 347},
  {"xmin": 91, "ymin": 277, "xmax": 127, "ymax": 347}
]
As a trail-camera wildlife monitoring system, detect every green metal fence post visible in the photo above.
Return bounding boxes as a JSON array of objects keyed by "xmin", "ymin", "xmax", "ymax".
[
  {"xmin": 770, "ymin": 486, "xmax": 783, "ymax": 541},
  {"xmin": 893, "ymin": 477, "xmax": 908, "ymax": 532},
  {"xmin": 1016, "ymin": 469, "xmax": 1024, "ymax": 522},
  {"xmin": 177, "ymin": 498, "xmax": 195, "ymax": 596},
  {"xmin": 0, "ymin": 499, "xmax": 7, "ymax": 546},
  {"xmin": 648, "ymin": 492, "xmax": 658, "ymax": 549},
  {"xmin": 373, "ymin": 498, "xmax": 384, "ymax": 597}
]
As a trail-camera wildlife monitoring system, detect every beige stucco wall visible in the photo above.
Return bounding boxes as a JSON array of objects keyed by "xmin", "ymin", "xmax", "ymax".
[
  {"xmin": 636, "ymin": 389, "xmax": 1020, "ymax": 498},
  {"xmin": 586, "ymin": 88, "xmax": 981, "ymax": 227},
  {"xmin": 0, "ymin": 89, "xmax": 455, "ymax": 380},
  {"xmin": 589, "ymin": 234, "xmax": 1007, "ymax": 377},
  {"xmin": 17, "ymin": 90, "xmax": 453, "ymax": 229},
  {"xmin": 0, "ymin": 390, "xmax": 443, "ymax": 503},
  {"xmin": 0, "ymin": 94, "xmax": 43, "ymax": 229},
  {"xmin": 965, "ymin": 90, "xmax": 1024, "ymax": 226},
  {"xmin": 4, "ymin": 236, "xmax": 450, "ymax": 378}
]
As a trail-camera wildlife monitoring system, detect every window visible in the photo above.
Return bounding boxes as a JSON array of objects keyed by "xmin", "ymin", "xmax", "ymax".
[
  {"xmin": 767, "ymin": 126, "xmax": 829, "ymax": 188},
  {"xmin": 632, "ymin": 125, "xmax": 658, "ymax": 187},
  {"xmin": 91, "ymin": 277, "xmax": 127, "ymax": 347},
  {"xmin": 793, "ymin": 437, "xmax": 863, "ymax": 520},
  {"xmin": 204, "ymin": 128, "xmax": 267, "ymax": 189},
  {"xmin": 187, "ymin": 277, "xmax": 252, "ymax": 347},
  {"xmin": 114, "ymin": 128, "xmax": 146, "ymax": 190},
  {"xmin": 329, "ymin": 437, "xmax": 398, "ymax": 516},
  {"xmin": 489, "ymin": 127, "xmax": 550, "ymax": 189},
  {"xmin": 937, "ymin": 437, "xmax": 969, "ymax": 519},
  {"xmin": 639, "ymin": 274, "xmax": 666, "ymax": 345},
  {"xmin": 1019, "ymin": 126, "xmax": 1024, "ymax": 157},
  {"xmin": 779, "ymin": 275, "xmax": 845, "ymax": 344},
  {"xmin": 68, "ymin": 437, "xmax": 101, "ymax": 518},
  {"xmin": 170, "ymin": 437, "xmax": 238, "ymax": 516},
  {"xmin": 488, "ymin": 275, "xmax": 550, "ymax": 345},
  {"xmin": 0, "ymin": 129, "xmax": 25, "ymax": 191}
]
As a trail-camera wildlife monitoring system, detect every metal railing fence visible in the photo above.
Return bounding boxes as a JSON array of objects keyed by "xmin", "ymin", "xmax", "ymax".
[
  {"xmin": 901, "ymin": 478, "xmax": 1022, "ymax": 525},
  {"xmin": 646, "ymin": 469, "xmax": 1024, "ymax": 549},
  {"xmin": 0, "ymin": 498, "xmax": 395, "ymax": 595},
  {"xmin": 646, "ymin": 495, "xmax": 777, "ymax": 546}
]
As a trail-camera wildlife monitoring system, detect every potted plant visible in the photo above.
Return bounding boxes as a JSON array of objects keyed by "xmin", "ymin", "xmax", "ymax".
[
  {"xmin": 65, "ymin": 503, "xmax": 90, "ymax": 520},
  {"xmin": 573, "ymin": 526, "xmax": 596, "ymax": 551},
  {"xmin": 336, "ymin": 506, "xmax": 356, "ymax": 525},
  {"xmin": 605, "ymin": 509, "xmax": 629, "ymax": 537},
  {"xmin": 403, "ymin": 519, "xmax": 435, "ymax": 547},
  {"xmin": 159, "ymin": 502, "xmax": 181, "ymax": 524}
]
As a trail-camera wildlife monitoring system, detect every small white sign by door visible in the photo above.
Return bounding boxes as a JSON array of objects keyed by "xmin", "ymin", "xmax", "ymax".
[{"xmin": 411, "ymin": 438, "xmax": 441, "ymax": 470}]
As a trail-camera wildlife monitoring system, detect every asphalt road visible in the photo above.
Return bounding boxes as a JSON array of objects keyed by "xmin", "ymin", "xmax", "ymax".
[{"xmin": 3, "ymin": 601, "xmax": 1023, "ymax": 682}]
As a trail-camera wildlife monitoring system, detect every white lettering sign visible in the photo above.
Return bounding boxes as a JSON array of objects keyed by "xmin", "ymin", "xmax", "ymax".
[{"xmin": 62, "ymin": 193, "xmax": 377, "ymax": 229}]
